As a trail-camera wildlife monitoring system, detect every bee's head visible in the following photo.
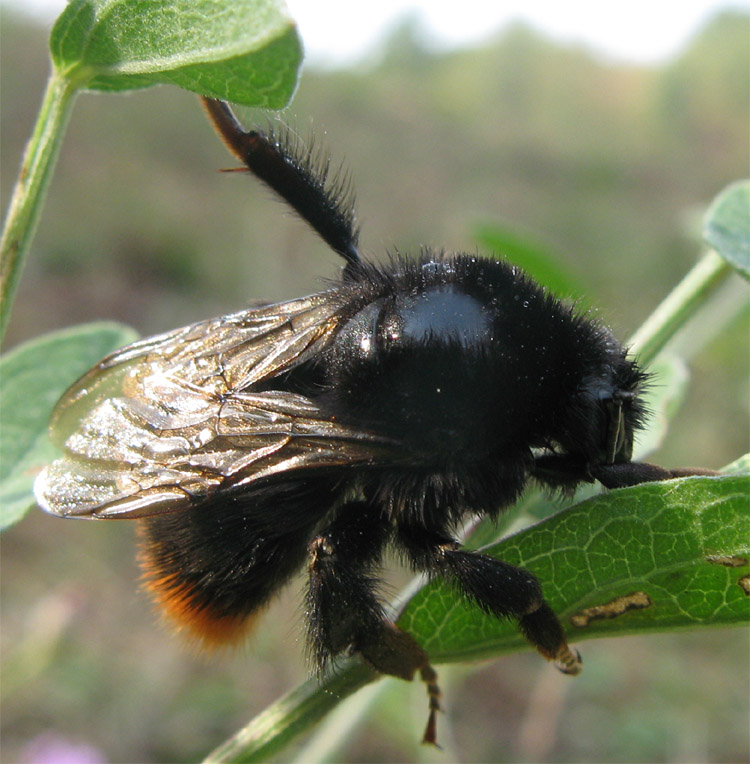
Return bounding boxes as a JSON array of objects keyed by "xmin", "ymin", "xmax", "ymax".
[{"xmin": 551, "ymin": 342, "xmax": 647, "ymax": 471}]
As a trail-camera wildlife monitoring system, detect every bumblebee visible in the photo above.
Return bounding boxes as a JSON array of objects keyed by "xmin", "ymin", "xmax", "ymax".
[{"xmin": 35, "ymin": 99, "xmax": 703, "ymax": 743}]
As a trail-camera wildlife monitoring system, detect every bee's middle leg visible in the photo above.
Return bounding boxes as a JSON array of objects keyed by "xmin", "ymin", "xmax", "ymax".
[{"xmin": 306, "ymin": 501, "xmax": 432, "ymax": 680}]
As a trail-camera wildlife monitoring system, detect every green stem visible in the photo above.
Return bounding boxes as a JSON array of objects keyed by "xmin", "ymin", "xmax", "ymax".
[
  {"xmin": 203, "ymin": 660, "xmax": 377, "ymax": 764},
  {"xmin": 0, "ymin": 72, "xmax": 78, "ymax": 342},
  {"xmin": 628, "ymin": 249, "xmax": 731, "ymax": 366}
]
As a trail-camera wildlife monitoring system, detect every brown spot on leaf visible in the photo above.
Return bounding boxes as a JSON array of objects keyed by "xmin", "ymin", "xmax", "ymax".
[
  {"xmin": 570, "ymin": 591, "xmax": 652, "ymax": 628},
  {"xmin": 738, "ymin": 575, "xmax": 750, "ymax": 596},
  {"xmin": 705, "ymin": 555, "xmax": 748, "ymax": 568}
]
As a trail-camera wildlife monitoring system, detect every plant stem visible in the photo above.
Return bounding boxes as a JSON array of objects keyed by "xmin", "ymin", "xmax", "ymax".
[
  {"xmin": 203, "ymin": 660, "xmax": 377, "ymax": 764},
  {"xmin": 0, "ymin": 73, "xmax": 78, "ymax": 342},
  {"xmin": 628, "ymin": 249, "xmax": 731, "ymax": 366}
]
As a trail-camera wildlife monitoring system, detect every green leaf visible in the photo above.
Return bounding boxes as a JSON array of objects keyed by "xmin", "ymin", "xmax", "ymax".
[
  {"xmin": 398, "ymin": 475, "xmax": 750, "ymax": 664},
  {"xmin": 703, "ymin": 180, "xmax": 750, "ymax": 279},
  {"xmin": 49, "ymin": 0, "xmax": 302, "ymax": 107},
  {"xmin": 723, "ymin": 453, "xmax": 750, "ymax": 475},
  {"xmin": 473, "ymin": 221, "xmax": 589, "ymax": 301},
  {"xmin": 0, "ymin": 322, "xmax": 137, "ymax": 530}
]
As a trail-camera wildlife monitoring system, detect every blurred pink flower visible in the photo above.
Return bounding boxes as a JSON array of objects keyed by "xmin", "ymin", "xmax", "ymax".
[{"xmin": 22, "ymin": 732, "xmax": 106, "ymax": 764}]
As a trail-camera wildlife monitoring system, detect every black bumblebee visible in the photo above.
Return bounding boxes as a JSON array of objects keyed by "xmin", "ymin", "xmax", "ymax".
[{"xmin": 35, "ymin": 99, "xmax": 705, "ymax": 744}]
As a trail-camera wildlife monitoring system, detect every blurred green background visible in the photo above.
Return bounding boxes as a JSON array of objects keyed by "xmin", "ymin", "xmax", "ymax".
[{"xmin": 2, "ymin": 6, "xmax": 748, "ymax": 763}]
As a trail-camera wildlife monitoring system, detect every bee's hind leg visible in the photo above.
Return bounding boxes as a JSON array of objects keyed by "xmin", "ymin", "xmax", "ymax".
[{"xmin": 397, "ymin": 524, "xmax": 583, "ymax": 675}]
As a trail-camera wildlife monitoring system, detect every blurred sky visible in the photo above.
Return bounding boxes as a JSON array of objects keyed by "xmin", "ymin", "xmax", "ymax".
[{"xmin": 6, "ymin": 0, "xmax": 748, "ymax": 66}]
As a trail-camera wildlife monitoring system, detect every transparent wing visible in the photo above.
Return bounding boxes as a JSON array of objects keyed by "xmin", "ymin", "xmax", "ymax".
[{"xmin": 35, "ymin": 293, "xmax": 391, "ymax": 519}]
